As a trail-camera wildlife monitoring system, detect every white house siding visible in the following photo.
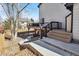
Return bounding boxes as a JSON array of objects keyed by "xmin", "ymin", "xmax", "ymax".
[
  {"xmin": 39, "ymin": 3, "xmax": 70, "ymax": 29},
  {"xmin": 73, "ymin": 4, "xmax": 79, "ymax": 41}
]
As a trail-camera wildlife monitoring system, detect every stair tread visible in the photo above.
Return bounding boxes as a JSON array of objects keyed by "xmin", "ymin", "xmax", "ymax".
[
  {"xmin": 47, "ymin": 29, "xmax": 72, "ymax": 42},
  {"xmin": 48, "ymin": 34, "xmax": 71, "ymax": 40},
  {"xmin": 48, "ymin": 32, "xmax": 71, "ymax": 37},
  {"xmin": 19, "ymin": 37, "xmax": 79, "ymax": 56},
  {"xmin": 28, "ymin": 41, "xmax": 61, "ymax": 56},
  {"xmin": 47, "ymin": 33, "xmax": 71, "ymax": 39},
  {"xmin": 42, "ymin": 37, "xmax": 79, "ymax": 55},
  {"xmin": 32, "ymin": 40, "xmax": 72, "ymax": 55},
  {"xmin": 50, "ymin": 29, "xmax": 71, "ymax": 35},
  {"xmin": 19, "ymin": 38, "xmax": 70, "ymax": 56}
]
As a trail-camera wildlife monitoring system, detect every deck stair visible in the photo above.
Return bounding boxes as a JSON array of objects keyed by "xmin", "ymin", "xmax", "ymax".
[
  {"xmin": 19, "ymin": 38, "xmax": 61, "ymax": 56},
  {"xmin": 47, "ymin": 29, "xmax": 72, "ymax": 42},
  {"xmin": 19, "ymin": 37, "xmax": 79, "ymax": 56}
]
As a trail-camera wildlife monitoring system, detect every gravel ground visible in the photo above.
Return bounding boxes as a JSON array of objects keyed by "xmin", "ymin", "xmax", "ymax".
[{"xmin": 0, "ymin": 38, "xmax": 36, "ymax": 56}]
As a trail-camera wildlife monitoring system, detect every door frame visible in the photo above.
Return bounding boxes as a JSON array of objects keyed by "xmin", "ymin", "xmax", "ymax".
[{"xmin": 65, "ymin": 13, "xmax": 73, "ymax": 33}]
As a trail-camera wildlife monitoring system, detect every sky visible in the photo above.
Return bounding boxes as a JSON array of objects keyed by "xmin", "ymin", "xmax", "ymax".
[
  {"xmin": 0, "ymin": 3, "xmax": 39, "ymax": 23},
  {"xmin": 20, "ymin": 3, "xmax": 39, "ymax": 23},
  {"xmin": 0, "ymin": 5, "xmax": 7, "ymax": 21}
]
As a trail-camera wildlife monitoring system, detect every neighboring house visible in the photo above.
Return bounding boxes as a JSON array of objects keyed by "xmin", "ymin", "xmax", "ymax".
[
  {"xmin": 19, "ymin": 18, "xmax": 35, "ymax": 30},
  {"xmin": 19, "ymin": 18, "xmax": 28, "ymax": 29},
  {"xmin": 19, "ymin": 21, "xmax": 27, "ymax": 30},
  {"xmin": 38, "ymin": 3, "xmax": 79, "ymax": 42}
]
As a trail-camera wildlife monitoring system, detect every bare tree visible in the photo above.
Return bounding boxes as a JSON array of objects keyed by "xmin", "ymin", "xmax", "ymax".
[
  {"xmin": 0, "ymin": 3, "xmax": 30, "ymax": 40},
  {"xmin": 14, "ymin": 3, "xmax": 30, "ymax": 39}
]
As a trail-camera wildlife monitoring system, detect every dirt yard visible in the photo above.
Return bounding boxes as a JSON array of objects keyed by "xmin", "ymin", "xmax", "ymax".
[{"xmin": 0, "ymin": 33, "xmax": 35, "ymax": 56}]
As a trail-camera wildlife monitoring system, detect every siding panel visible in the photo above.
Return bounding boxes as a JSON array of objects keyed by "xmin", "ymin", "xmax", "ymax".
[
  {"xmin": 73, "ymin": 4, "xmax": 79, "ymax": 40},
  {"xmin": 39, "ymin": 3, "xmax": 70, "ymax": 29}
]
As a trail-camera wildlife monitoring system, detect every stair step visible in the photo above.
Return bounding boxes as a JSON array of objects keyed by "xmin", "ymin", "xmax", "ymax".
[
  {"xmin": 47, "ymin": 30, "xmax": 72, "ymax": 42},
  {"xmin": 47, "ymin": 32, "xmax": 71, "ymax": 39},
  {"xmin": 19, "ymin": 39, "xmax": 62, "ymax": 56},
  {"xmin": 51, "ymin": 29, "xmax": 71, "ymax": 35},
  {"xmin": 26, "ymin": 40, "xmax": 72, "ymax": 56},
  {"xmin": 19, "ymin": 38, "xmax": 71, "ymax": 56},
  {"xmin": 42, "ymin": 37, "xmax": 79, "ymax": 56},
  {"xmin": 32, "ymin": 40, "xmax": 72, "ymax": 56},
  {"xmin": 19, "ymin": 37, "xmax": 79, "ymax": 56},
  {"xmin": 28, "ymin": 41, "xmax": 61, "ymax": 56},
  {"xmin": 47, "ymin": 34, "xmax": 71, "ymax": 42}
]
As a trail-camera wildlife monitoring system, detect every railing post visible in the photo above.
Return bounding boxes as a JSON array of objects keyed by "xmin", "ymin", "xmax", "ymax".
[
  {"xmin": 50, "ymin": 22, "xmax": 52, "ymax": 30},
  {"xmin": 44, "ymin": 26, "xmax": 47, "ymax": 37}
]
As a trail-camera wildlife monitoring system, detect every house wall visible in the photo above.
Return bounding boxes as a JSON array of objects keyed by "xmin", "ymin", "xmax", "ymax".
[
  {"xmin": 73, "ymin": 4, "xmax": 79, "ymax": 41},
  {"xmin": 39, "ymin": 3, "xmax": 70, "ymax": 29}
]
